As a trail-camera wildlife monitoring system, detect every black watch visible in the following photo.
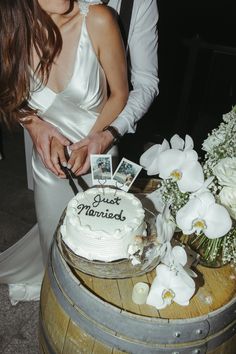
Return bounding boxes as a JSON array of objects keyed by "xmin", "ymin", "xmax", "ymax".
[{"xmin": 103, "ymin": 126, "xmax": 121, "ymax": 145}]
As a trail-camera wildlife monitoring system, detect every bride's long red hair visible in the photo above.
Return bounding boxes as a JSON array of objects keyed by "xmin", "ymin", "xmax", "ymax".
[{"xmin": 0, "ymin": 0, "xmax": 74, "ymax": 126}]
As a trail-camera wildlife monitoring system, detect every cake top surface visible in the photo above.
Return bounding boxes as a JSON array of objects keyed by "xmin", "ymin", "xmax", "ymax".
[{"xmin": 65, "ymin": 187, "xmax": 145, "ymax": 236}]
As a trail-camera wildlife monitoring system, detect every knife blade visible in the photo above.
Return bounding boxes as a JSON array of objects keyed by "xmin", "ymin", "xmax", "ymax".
[
  {"xmin": 60, "ymin": 163, "xmax": 79, "ymax": 196},
  {"xmin": 59, "ymin": 146, "xmax": 79, "ymax": 196}
]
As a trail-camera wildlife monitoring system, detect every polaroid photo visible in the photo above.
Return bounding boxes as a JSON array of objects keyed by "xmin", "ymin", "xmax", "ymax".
[
  {"xmin": 112, "ymin": 157, "xmax": 142, "ymax": 192},
  {"xmin": 90, "ymin": 154, "xmax": 113, "ymax": 186}
]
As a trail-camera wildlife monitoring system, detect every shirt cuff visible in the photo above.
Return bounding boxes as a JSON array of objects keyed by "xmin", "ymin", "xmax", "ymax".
[{"xmin": 111, "ymin": 117, "xmax": 135, "ymax": 136}]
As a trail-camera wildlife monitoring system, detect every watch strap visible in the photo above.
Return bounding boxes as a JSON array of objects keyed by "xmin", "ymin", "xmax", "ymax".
[{"xmin": 103, "ymin": 126, "xmax": 121, "ymax": 144}]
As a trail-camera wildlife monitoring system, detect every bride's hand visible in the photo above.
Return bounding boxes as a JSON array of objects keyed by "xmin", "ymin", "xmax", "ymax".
[
  {"xmin": 67, "ymin": 146, "xmax": 88, "ymax": 176},
  {"xmin": 50, "ymin": 137, "xmax": 68, "ymax": 178},
  {"xmin": 23, "ymin": 115, "xmax": 70, "ymax": 175}
]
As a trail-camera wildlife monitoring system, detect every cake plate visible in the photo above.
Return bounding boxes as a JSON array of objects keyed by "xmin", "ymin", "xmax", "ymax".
[{"xmin": 55, "ymin": 200, "xmax": 161, "ymax": 279}]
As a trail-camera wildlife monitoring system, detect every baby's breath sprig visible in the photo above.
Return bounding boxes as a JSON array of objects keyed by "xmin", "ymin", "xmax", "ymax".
[{"xmin": 160, "ymin": 179, "xmax": 190, "ymax": 218}]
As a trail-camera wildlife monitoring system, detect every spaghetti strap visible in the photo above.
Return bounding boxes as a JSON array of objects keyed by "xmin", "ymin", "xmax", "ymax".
[{"xmin": 78, "ymin": 1, "xmax": 102, "ymax": 17}]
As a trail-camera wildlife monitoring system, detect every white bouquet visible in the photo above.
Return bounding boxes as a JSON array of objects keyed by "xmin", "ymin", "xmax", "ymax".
[
  {"xmin": 139, "ymin": 107, "xmax": 236, "ymax": 310},
  {"xmin": 140, "ymin": 106, "xmax": 236, "ymax": 267}
]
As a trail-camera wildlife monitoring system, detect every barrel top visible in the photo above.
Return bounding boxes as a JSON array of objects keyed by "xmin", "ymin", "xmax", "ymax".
[{"xmin": 74, "ymin": 262, "xmax": 236, "ymax": 321}]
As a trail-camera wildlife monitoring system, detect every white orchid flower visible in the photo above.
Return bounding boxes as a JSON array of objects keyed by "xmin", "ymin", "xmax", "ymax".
[
  {"xmin": 146, "ymin": 262, "xmax": 195, "ymax": 309},
  {"xmin": 161, "ymin": 244, "xmax": 198, "ymax": 277},
  {"xmin": 156, "ymin": 148, "xmax": 204, "ymax": 193},
  {"xmin": 146, "ymin": 188, "xmax": 165, "ymax": 213},
  {"xmin": 170, "ymin": 134, "xmax": 194, "ymax": 151},
  {"xmin": 190, "ymin": 176, "xmax": 215, "ymax": 197},
  {"xmin": 139, "ymin": 139, "xmax": 169, "ymax": 175},
  {"xmin": 176, "ymin": 192, "xmax": 232, "ymax": 239},
  {"xmin": 154, "ymin": 205, "xmax": 176, "ymax": 260},
  {"xmin": 161, "ymin": 244, "xmax": 187, "ymax": 267},
  {"xmin": 141, "ymin": 135, "xmax": 204, "ymax": 192},
  {"xmin": 156, "ymin": 204, "xmax": 176, "ymax": 244},
  {"xmin": 140, "ymin": 134, "xmax": 204, "ymax": 193}
]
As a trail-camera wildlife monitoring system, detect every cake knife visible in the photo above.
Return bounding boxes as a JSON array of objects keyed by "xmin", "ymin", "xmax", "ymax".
[
  {"xmin": 61, "ymin": 164, "xmax": 79, "ymax": 196},
  {"xmin": 62, "ymin": 146, "xmax": 90, "ymax": 194},
  {"xmin": 59, "ymin": 146, "xmax": 79, "ymax": 195}
]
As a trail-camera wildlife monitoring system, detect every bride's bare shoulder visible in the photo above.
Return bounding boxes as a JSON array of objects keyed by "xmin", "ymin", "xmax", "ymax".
[{"xmin": 86, "ymin": 3, "xmax": 118, "ymax": 32}]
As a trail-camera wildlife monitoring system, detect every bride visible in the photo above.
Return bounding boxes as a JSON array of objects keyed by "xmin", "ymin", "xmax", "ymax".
[{"xmin": 0, "ymin": 0, "xmax": 128, "ymax": 304}]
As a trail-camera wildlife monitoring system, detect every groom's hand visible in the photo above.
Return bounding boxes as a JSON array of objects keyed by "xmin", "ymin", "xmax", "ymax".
[
  {"xmin": 69, "ymin": 130, "xmax": 114, "ymax": 175},
  {"xmin": 23, "ymin": 115, "xmax": 70, "ymax": 175}
]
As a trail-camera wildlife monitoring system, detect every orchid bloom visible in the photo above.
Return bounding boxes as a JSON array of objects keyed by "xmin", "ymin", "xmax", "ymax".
[
  {"xmin": 156, "ymin": 149, "xmax": 204, "ymax": 193},
  {"xmin": 146, "ymin": 188, "xmax": 165, "ymax": 213},
  {"xmin": 140, "ymin": 135, "xmax": 204, "ymax": 193},
  {"xmin": 146, "ymin": 246, "xmax": 195, "ymax": 309},
  {"xmin": 161, "ymin": 245, "xmax": 198, "ymax": 278},
  {"xmin": 154, "ymin": 204, "xmax": 176, "ymax": 259},
  {"xmin": 139, "ymin": 139, "xmax": 170, "ymax": 175},
  {"xmin": 190, "ymin": 176, "xmax": 214, "ymax": 197},
  {"xmin": 161, "ymin": 244, "xmax": 187, "ymax": 268},
  {"xmin": 170, "ymin": 134, "xmax": 194, "ymax": 150},
  {"xmin": 176, "ymin": 192, "xmax": 232, "ymax": 239},
  {"xmin": 156, "ymin": 204, "xmax": 176, "ymax": 244}
]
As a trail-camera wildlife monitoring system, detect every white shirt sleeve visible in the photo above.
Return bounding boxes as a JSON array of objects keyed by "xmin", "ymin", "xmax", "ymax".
[{"xmin": 112, "ymin": 0, "xmax": 159, "ymax": 136}]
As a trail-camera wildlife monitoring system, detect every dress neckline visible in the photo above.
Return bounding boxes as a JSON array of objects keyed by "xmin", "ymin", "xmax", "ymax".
[
  {"xmin": 43, "ymin": 1, "xmax": 92, "ymax": 95},
  {"xmin": 40, "ymin": 19, "xmax": 86, "ymax": 96},
  {"xmin": 30, "ymin": 3, "xmax": 103, "ymax": 97}
]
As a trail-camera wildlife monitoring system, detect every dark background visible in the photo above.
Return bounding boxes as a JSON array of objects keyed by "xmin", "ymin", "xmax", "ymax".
[{"xmin": 119, "ymin": 0, "xmax": 236, "ymax": 163}]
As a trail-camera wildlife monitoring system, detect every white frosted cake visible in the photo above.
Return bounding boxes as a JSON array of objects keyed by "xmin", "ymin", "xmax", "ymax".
[{"xmin": 60, "ymin": 187, "xmax": 146, "ymax": 262}]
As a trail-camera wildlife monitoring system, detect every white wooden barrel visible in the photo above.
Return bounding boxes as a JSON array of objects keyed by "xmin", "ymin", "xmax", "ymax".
[{"xmin": 39, "ymin": 239, "xmax": 236, "ymax": 354}]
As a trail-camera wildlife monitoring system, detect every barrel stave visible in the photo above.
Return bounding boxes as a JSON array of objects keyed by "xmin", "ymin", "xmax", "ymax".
[{"xmin": 65, "ymin": 320, "xmax": 94, "ymax": 353}]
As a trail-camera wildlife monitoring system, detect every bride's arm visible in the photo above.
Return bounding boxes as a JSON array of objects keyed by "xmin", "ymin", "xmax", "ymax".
[
  {"xmin": 67, "ymin": 5, "xmax": 129, "ymax": 175},
  {"xmin": 87, "ymin": 5, "xmax": 129, "ymax": 133}
]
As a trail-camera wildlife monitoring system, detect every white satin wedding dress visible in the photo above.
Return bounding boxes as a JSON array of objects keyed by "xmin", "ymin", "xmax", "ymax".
[{"xmin": 0, "ymin": 2, "xmax": 117, "ymax": 305}]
